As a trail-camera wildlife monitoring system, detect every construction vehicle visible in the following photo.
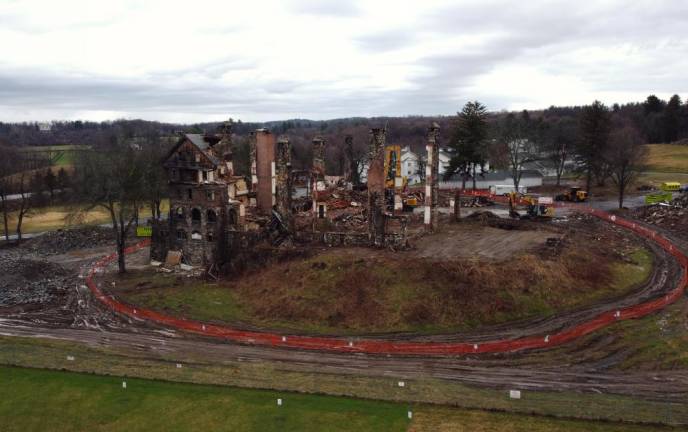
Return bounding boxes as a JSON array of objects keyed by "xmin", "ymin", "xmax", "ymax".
[
  {"xmin": 507, "ymin": 192, "xmax": 522, "ymax": 219},
  {"xmin": 525, "ymin": 196, "xmax": 555, "ymax": 218},
  {"xmin": 661, "ymin": 182, "xmax": 681, "ymax": 192},
  {"xmin": 555, "ymin": 187, "xmax": 588, "ymax": 202},
  {"xmin": 509, "ymin": 193, "xmax": 554, "ymax": 219}
]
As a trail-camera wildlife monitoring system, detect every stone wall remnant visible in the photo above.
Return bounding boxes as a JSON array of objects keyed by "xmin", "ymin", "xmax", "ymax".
[
  {"xmin": 368, "ymin": 127, "xmax": 387, "ymax": 246},
  {"xmin": 425, "ymin": 122, "xmax": 440, "ymax": 231},
  {"xmin": 254, "ymin": 129, "xmax": 276, "ymax": 215}
]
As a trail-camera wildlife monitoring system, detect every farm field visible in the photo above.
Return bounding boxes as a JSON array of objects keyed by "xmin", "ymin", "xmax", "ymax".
[
  {"xmin": 1, "ymin": 200, "xmax": 169, "ymax": 236},
  {"xmin": 643, "ymin": 143, "xmax": 688, "ymax": 173}
]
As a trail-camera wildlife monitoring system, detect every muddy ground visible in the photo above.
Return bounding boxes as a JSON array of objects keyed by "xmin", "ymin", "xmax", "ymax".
[{"xmin": 0, "ymin": 213, "xmax": 686, "ymax": 410}]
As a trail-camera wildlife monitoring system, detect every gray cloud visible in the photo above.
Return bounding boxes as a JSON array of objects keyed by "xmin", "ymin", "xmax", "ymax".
[
  {"xmin": 1, "ymin": 1, "xmax": 688, "ymax": 122},
  {"xmin": 354, "ymin": 30, "xmax": 415, "ymax": 52},
  {"xmin": 287, "ymin": 0, "xmax": 361, "ymax": 17}
]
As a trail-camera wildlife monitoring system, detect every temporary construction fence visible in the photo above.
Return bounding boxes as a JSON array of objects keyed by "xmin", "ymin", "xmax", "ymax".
[{"xmin": 85, "ymin": 205, "xmax": 688, "ymax": 356}]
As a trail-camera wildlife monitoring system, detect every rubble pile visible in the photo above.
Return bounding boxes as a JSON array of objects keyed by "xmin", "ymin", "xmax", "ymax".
[
  {"xmin": 636, "ymin": 193, "xmax": 688, "ymax": 232},
  {"xmin": 22, "ymin": 226, "xmax": 114, "ymax": 255},
  {"xmin": 0, "ymin": 250, "xmax": 71, "ymax": 305}
]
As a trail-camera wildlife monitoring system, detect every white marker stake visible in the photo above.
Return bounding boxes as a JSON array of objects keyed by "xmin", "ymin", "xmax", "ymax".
[
  {"xmin": 277, "ymin": 398, "xmax": 282, "ymax": 406},
  {"xmin": 122, "ymin": 381, "xmax": 127, "ymax": 389},
  {"xmin": 176, "ymin": 363, "xmax": 182, "ymax": 369},
  {"xmin": 398, "ymin": 381, "xmax": 405, "ymax": 388},
  {"xmin": 66, "ymin": 356, "xmax": 75, "ymax": 361},
  {"xmin": 509, "ymin": 390, "xmax": 521, "ymax": 399},
  {"xmin": 281, "ymin": 336, "xmax": 287, "ymax": 342},
  {"xmin": 407, "ymin": 411, "xmax": 413, "ymax": 420}
]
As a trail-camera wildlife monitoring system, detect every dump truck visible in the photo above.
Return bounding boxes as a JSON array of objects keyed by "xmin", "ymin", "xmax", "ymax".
[{"xmin": 555, "ymin": 187, "xmax": 588, "ymax": 202}]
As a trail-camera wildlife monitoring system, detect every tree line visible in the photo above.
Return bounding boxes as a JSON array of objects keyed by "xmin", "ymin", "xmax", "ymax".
[{"xmin": 444, "ymin": 99, "xmax": 647, "ymax": 209}]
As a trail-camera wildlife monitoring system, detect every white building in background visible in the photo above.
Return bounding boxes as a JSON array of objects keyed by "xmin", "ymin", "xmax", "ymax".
[
  {"xmin": 359, "ymin": 146, "xmax": 490, "ymax": 185},
  {"xmin": 38, "ymin": 122, "xmax": 52, "ymax": 132},
  {"xmin": 439, "ymin": 169, "xmax": 543, "ymax": 190},
  {"xmin": 400, "ymin": 146, "xmax": 421, "ymax": 184}
]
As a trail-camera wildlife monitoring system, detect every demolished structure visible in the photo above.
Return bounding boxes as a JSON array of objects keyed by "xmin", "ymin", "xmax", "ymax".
[{"xmin": 151, "ymin": 123, "xmax": 444, "ymax": 269}]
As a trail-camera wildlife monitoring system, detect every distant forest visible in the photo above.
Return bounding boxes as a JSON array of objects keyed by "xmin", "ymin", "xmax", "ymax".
[{"xmin": 1, "ymin": 94, "xmax": 686, "ymax": 175}]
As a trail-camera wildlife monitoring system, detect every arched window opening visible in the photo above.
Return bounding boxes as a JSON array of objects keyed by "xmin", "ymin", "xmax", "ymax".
[
  {"xmin": 176, "ymin": 229, "xmax": 187, "ymax": 240},
  {"xmin": 191, "ymin": 208, "xmax": 201, "ymax": 222},
  {"xmin": 207, "ymin": 209, "xmax": 217, "ymax": 223},
  {"xmin": 206, "ymin": 231, "xmax": 214, "ymax": 242},
  {"xmin": 228, "ymin": 209, "xmax": 238, "ymax": 226},
  {"xmin": 175, "ymin": 207, "xmax": 185, "ymax": 219}
]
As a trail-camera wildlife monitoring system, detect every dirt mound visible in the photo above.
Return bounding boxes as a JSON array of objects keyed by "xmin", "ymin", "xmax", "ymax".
[{"xmin": 22, "ymin": 226, "xmax": 114, "ymax": 255}]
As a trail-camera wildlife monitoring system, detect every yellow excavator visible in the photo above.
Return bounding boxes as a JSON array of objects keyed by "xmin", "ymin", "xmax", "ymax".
[{"xmin": 509, "ymin": 192, "xmax": 555, "ymax": 219}]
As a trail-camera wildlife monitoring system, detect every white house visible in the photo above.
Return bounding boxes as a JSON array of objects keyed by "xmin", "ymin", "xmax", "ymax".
[
  {"xmin": 400, "ymin": 146, "xmax": 421, "ymax": 184},
  {"xmin": 439, "ymin": 169, "xmax": 543, "ymax": 190}
]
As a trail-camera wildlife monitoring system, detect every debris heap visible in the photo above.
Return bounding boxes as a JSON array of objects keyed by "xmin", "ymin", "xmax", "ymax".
[
  {"xmin": 635, "ymin": 193, "xmax": 688, "ymax": 232},
  {"xmin": 22, "ymin": 226, "xmax": 114, "ymax": 255}
]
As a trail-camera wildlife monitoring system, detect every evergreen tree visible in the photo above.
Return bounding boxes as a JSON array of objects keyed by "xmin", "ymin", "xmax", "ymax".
[
  {"xmin": 664, "ymin": 94, "xmax": 682, "ymax": 143},
  {"xmin": 577, "ymin": 100, "xmax": 611, "ymax": 193},
  {"xmin": 444, "ymin": 101, "xmax": 489, "ymax": 189}
]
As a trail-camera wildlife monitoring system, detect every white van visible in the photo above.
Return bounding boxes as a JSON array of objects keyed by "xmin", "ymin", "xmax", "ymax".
[{"xmin": 489, "ymin": 184, "xmax": 528, "ymax": 196}]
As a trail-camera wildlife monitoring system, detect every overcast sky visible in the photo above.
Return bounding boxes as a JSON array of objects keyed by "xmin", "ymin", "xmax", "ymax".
[{"xmin": 1, "ymin": 0, "xmax": 686, "ymax": 123}]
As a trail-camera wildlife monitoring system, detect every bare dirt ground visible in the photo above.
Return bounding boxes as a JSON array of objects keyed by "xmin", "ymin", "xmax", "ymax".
[
  {"xmin": 412, "ymin": 222, "xmax": 559, "ymax": 260},
  {"xmin": 0, "ymin": 215, "xmax": 686, "ymax": 418}
]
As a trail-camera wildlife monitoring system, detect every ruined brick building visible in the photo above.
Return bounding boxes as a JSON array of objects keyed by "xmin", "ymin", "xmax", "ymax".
[
  {"xmin": 151, "ymin": 131, "xmax": 248, "ymax": 266},
  {"xmin": 151, "ymin": 124, "xmax": 440, "ymax": 269}
]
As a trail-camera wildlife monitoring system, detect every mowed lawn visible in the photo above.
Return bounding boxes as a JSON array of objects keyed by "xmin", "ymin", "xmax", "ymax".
[
  {"xmin": 0, "ymin": 366, "xmax": 675, "ymax": 432},
  {"xmin": 0, "ymin": 366, "xmax": 407, "ymax": 432}
]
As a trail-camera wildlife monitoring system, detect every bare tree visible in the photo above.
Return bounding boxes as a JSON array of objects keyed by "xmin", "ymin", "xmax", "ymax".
[
  {"xmin": 496, "ymin": 111, "xmax": 541, "ymax": 191},
  {"xmin": 0, "ymin": 147, "xmax": 20, "ymax": 241},
  {"xmin": 605, "ymin": 125, "xmax": 646, "ymax": 209},
  {"xmin": 15, "ymin": 170, "xmax": 34, "ymax": 241},
  {"xmin": 140, "ymin": 135, "xmax": 169, "ymax": 221},
  {"xmin": 544, "ymin": 117, "xmax": 577, "ymax": 186},
  {"xmin": 72, "ymin": 141, "xmax": 148, "ymax": 273}
]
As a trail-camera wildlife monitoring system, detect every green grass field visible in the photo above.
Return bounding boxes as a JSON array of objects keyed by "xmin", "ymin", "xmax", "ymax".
[
  {"xmin": 0, "ymin": 366, "xmax": 407, "ymax": 432},
  {"xmin": 0, "ymin": 366, "xmax": 676, "ymax": 432}
]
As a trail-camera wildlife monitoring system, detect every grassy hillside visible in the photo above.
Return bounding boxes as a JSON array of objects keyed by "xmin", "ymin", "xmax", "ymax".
[
  {"xmin": 113, "ymin": 245, "xmax": 652, "ymax": 335},
  {"xmin": 643, "ymin": 144, "xmax": 688, "ymax": 173}
]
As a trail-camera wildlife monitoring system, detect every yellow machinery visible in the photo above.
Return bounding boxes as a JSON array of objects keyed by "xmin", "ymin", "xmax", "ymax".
[
  {"xmin": 509, "ymin": 193, "xmax": 555, "ymax": 219},
  {"xmin": 384, "ymin": 145, "xmax": 402, "ymax": 189},
  {"xmin": 661, "ymin": 182, "xmax": 681, "ymax": 192},
  {"xmin": 556, "ymin": 187, "xmax": 588, "ymax": 202}
]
